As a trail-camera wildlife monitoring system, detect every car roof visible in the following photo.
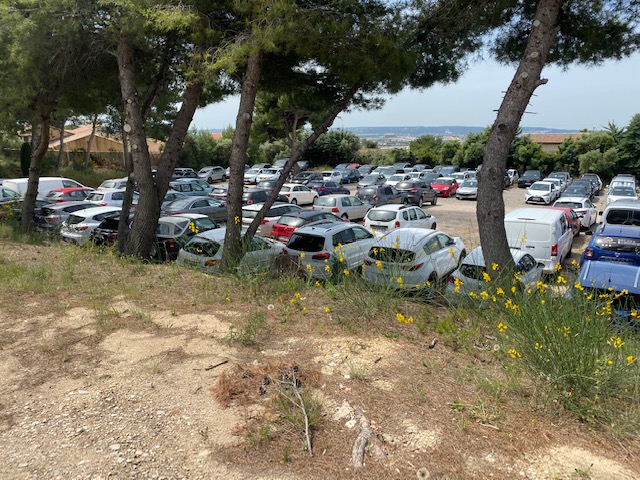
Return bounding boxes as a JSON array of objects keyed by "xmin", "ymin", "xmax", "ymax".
[
  {"xmin": 295, "ymin": 221, "xmax": 357, "ymax": 234},
  {"xmin": 373, "ymin": 227, "xmax": 438, "ymax": 246},
  {"xmin": 242, "ymin": 202, "xmax": 290, "ymax": 211},
  {"xmin": 462, "ymin": 246, "xmax": 529, "ymax": 266},
  {"xmin": 42, "ymin": 201, "xmax": 97, "ymax": 210},
  {"xmin": 555, "ymin": 196, "xmax": 588, "ymax": 203},
  {"xmin": 280, "ymin": 209, "xmax": 325, "ymax": 219},
  {"xmin": 579, "ymin": 260, "xmax": 640, "ymax": 294},
  {"xmin": 72, "ymin": 206, "xmax": 121, "ymax": 217},
  {"xmin": 370, "ymin": 204, "xmax": 411, "ymax": 212}
]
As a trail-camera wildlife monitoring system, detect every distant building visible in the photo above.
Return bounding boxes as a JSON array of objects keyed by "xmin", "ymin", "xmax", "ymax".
[{"xmin": 523, "ymin": 132, "xmax": 586, "ymax": 153}]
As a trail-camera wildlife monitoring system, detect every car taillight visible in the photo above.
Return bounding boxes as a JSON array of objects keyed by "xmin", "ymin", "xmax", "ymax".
[
  {"xmin": 551, "ymin": 244, "xmax": 558, "ymax": 257},
  {"xmin": 284, "ymin": 194, "xmax": 290, "ymax": 197},
  {"xmin": 75, "ymin": 225, "xmax": 88, "ymax": 231},
  {"xmin": 374, "ymin": 195, "xmax": 379, "ymax": 202},
  {"xmin": 448, "ymin": 275, "xmax": 456, "ymax": 284},
  {"xmin": 395, "ymin": 220, "xmax": 401, "ymax": 228},
  {"xmin": 56, "ymin": 199, "xmax": 65, "ymax": 202},
  {"xmin": 168, "ymin": 240, "xmax": 177, "ymax": 252},
  {"xmin": 46, "ymin": 216, "xmax": 60, "ymax": 223},
  {"xmin": 247, "ymin": 200, "xmax": 254, "ymax": 205},
  {"xmin": 584, "ymin": 247, "xmax": 594, "ymax": 259},
  {"xmin": 312, "ymin": 253, "xmax": 331, "ymax": 260},
  {"xmin": 317, "ymin": 188, "xmax": 325, "ymax": 192},
  {"xmin": 99, "ymin": 202, "xmax": 107, "ymax": 206},
  {"xmin": 331, "ymin": 207, "xmax": 339, "ymax": 213},
  {"xmin": 261, "ymin": 219, "xmax": 269, "ymax": 225},
  {"xmin": 410, "ymin": 188, "xmax": 419, "ymax": 193}
]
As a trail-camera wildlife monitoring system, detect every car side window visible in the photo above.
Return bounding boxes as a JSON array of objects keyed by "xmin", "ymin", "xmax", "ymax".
[
  {"xmin": 518, "ymin": 254, "xmax": 536, "ymax": 273},
  {"xmin": 193, "ymin": 200, "xmax": 208, "ymax": 208},
  {"xmin": 424, "ymin": 237, "xmax": 441, "ymax": 255},
  {"xmin": 353, "ymin": 227, "xmax": 373, "ymax": 240},
  {"xmin": 333, "ymin": 229, "xmax": 354, "ymax": 246},
  {"xmin": 416, "ymin": 209, "xmax": 427, "ymax": 220},
  {"xmin": 351, "ymin": 197, "xmax": 364, "ymax": 206},
  {"xmin": 63, "ymin": 180, "xmax": 82, "ymax": 188},
  {"xmin": 436, "ymin": 233, "xmax": 453, "ymax": 247},
  {"xmin": 113, "ymin": 192, "xmax": 124, "ymax": 200},
  {"xmin": 408, "ymin": 209, "xmax": 417, "ymax": 221},
  {"xmin": 402, "ymin": 211, "xmax": 409, "ymax": 221},
  {"xmin": 207, "ymin": 199, "xmax": 221, "ymax": 207},
  {"xmin": 326, "ymin": 182, "xmax": 336, "ymax": 188},
  {"xmin": 193, "ymin": 185, "xmax": 204, "ymax": 192},
  {"xmin": 341, "ymin": 197, "xmax": 352, "ymax": 207}
]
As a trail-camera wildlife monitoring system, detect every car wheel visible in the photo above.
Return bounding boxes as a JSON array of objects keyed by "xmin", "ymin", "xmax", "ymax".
[
  {"xmin": 431, "ymin": 196, "xmax": 437, "ymax": 206},
  {"xmin": 403, "ymin": 198, "xmax": 409, "ymax": 205},
  {"xmin": 418, "ymin": 197, "xmax": 423, "ymax": 208},
  {"xmin": 207, "ymin": 177, "xmax": 214, "ymax": 184},
  {"xmin": 341, "ymin": 213, "xmax": 349, "ymax": 221},
  {"xmin": 458, "ymin": 249, "xmax": 467, "ymax": 265},
  {"xmin": 222, "ymin": 175, "xmax": 227, "ymax": 181},
  {"xmin": 291, "ymin": 198, "xmax": 297, "ymax": 205},
  {"xmin": 431, "ymin": 222, "xmax": 436, "ymax": 229}
]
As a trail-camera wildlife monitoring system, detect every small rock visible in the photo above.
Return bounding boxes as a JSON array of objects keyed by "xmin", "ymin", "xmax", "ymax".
[
  {"xmin": 345, "ymin": 419, "xmax": 357, "ymax": 429},
  {"xmin": 109, "ymin": 444, "xmax": 121, "ymax": 451}
]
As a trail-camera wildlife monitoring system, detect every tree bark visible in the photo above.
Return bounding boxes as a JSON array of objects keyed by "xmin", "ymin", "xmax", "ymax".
[
  {"xmin": 56, "ymin": 118, "xmax": 66, "ymax": 169},
  {"xmin": 84, "ymin": 115, "xmax": 97, "ymax": 168},
  {"xmin": 118, "ymin": 130, "xmax": 133, "ymax": 253},
  {"xmin": 221, "ymin": 49, "xmax": 264, "ymax": 270},
  {"xmin": 477, "ymin": 0, "xmax": 563, "ymax": 273},
  {"xmin": 21, "ymin": 104, "xmax": 53, "ymax": 232}
]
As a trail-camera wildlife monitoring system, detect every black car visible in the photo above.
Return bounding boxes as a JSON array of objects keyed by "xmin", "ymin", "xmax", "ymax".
[
  {"xmin": 571, "ymin": 179, "xmax": 597, "ymax": 198},
  {"xmin": 561, "ymin": 184, "xmax": 591, "ymax": 199},
  {"xmin": 336, "ymin": 168, "xmax": 360, "ymax": 184},
  {"xmin": 355, "ymin": 185, "xmax": 407, "ymax": 207},
  {"xmin": 241, "ymin": 187, "xmax": 288, "ymax": 205},
  {"xmin": 517, "ymin": 170, "xmax": 543, "ymax": 188},
  {"xmin": 90, "ymin": 212, "xmax": 134, "ymax": 246},
  {"xmin": 306, "ymin": 181, "xmax": 349, "ymax": 196},
  {"xmin": 291, "ymin": 171, "xmax": 324, "ymax": 185},
  {"xmin": 394, "ymin": 180, "xmax": 438, "ymax": 206}
]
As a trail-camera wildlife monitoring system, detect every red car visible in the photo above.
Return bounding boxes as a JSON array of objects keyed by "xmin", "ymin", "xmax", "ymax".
[
  {"xmin": 43, "ymin": 187, "xmax": 94, "ymax": 203},
  {"xmin": 430, "ymin": 177, "xmax": 459, "ymax": 197},
  {"xmin": 548, "ymin": 206, "xmax": 581, "ymax": 237},
  {"xmin": 270, "ymin": 210, "xmax": 343, "ymax": 242}
]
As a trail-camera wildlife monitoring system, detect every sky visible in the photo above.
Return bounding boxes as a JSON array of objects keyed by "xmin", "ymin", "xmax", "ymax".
[{"xmin": 190, "ymin": 53, "xmax": 640, "ymax": 132}]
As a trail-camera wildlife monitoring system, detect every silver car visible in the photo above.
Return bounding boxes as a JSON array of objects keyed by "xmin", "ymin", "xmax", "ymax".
[
  {"xmin": 312, "ymin": 195, "xmax": 370, "ymax": 221},
  {"xmin": 60, "ymin": 206, "xmax": 122, "ymax": 244},
  {"xmin": 455, "ymin": 179, "xmax": 478, "ymax": 200}
]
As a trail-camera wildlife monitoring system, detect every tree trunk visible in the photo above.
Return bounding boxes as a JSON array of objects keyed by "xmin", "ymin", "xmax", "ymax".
[
  {"xmin": 118, "ymin": 130, "xmax": 133, "ymax": 253},
  {"xmin": 56, "ymin": 118, "xmax": 66, "ymax": 169},
  {"xmin": 243, "ymin": 83, "xmax": 363, "ymax": 243},
  {"xmin": 221, "ymin": 50, "xmax": 263, "ymax": 270},
  {"xmin": 21, "ymin": 104, "xmax": 53, "ymax": 232},
  {"xmin": 477, "ymin": 0, "xmax": 563, "ymax": 273},
  {"xmin": 84, "ymin": 116, "xmax": 97, "ymax": 168},
  {"xmin": 117, "ymin": 32, "xmax": 205, "ymax": 259}
]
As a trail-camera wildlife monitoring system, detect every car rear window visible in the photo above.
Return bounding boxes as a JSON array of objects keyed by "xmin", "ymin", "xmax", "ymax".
[
  {"xmin": 314, "ymin": 197, "xmax": 336, "ymax": 207},
  {"xmin": 367, "ymin": 210, "xmax": 397, "ymax": 222},
  {"xmin": 87, "ymin": 193, "xmax": 104, "ymax": 201},
  {"xmin": 66, "ymin": 214, "xmax": 85, "ymax": 225},
  {"xmin": 554, "ymin": 202, "xmax": 581, "ymax": 209},
  {"xmin": 594, "ymin": 235, "xmax": 640, "ymax": 252},
  {"xmin": 287, "ymin": 233, "xmax": 325, "ymax": 252},
  {"xmin": 368, "ymin": 247, "xmax": 414, "ymax": 263},
  {"xmin": 459, "ymin": 264, "xmax": 486, "ymax": 281},
  {"xmin": 359, "ymin": 188, "xmax": 377, "ymax": 196},
  {"xmin": 278, "ymin": 215, "xmax": 307, "ymax": 227},
  {"xmin": 183, "ymin": 237, "xmax": 222, "ymax": 257},
  {"xmin": 604, "ymin": 209, "xmax": 640, "ymax": 226},
  {"xmin": 243, "ymin": 209, "xmax": 258, "ymax": 220}
]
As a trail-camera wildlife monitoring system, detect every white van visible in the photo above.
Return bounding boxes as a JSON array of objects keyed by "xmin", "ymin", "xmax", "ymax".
[
  {"xmin": 504, "ymin": 208, "xmax": 573, "ymax": 274},
  {"xmin": 2, "ymin": 177, "xmax": 85, "ymax": 199}
]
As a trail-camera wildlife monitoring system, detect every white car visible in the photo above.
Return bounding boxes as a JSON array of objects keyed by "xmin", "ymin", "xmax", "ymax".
[
  {"xmin": 176, "ymin": 228, "xmax": 284, "ymax": 273},
  {"xmin": 322, "ymin": 171, "xmax": 344, "ymax": 183},
  {"xmin": 312, "ymin": 194, "xmax": 370, "ymax": 221},
  {"xmin": 542, "ymin": 177, "xmax": 565, "ymax": 194},
  {"xmin": 525, "ymin": 181, "xmax": 558, "ymax": 205},
  {"xmin": 86, "ymin": 188, "xmax": 140, "ymax": 207},
  {"xmin": 384, "ymin": 173, "xmax": 412, "ymax": 186},
  {"xmin": 198, "ymin": 166, "xmax": 226, "ymax": 183},
  {"xmin": 362, "ymin": 228, "xmax": 466, "ymax": 288},
  {"xmin": 282, "ymin": 222, "xmax": 376, "ymax": 279},
  {"xmin": 255, "ymin": 168, "xmax": 283, "ymax": 183},
  {"xmin": 243, "ymin": 168, "xmax": 262, "ymax": 184},
  {"xmin": 279, "ymin": 183, "xmax": 319, "ymax": 205},
  {"xmin": 60, "ymin": 206, "xmax": 122, "ymax": 245},
  {"xmin": 607, "ymin": 186, "xmax": 638, "ymax": 205},
  {"xmin": 506, "ymin": 169, "xmax": 519, "ymax": 185},
  {"xmin": 363, "ymin": 205, "xmax": 436, "ymax": 233},
  {"xmin": 241, "ymin": 202, "xmax": 301, "ymax": 236},
  {"xmin": 552, "ymin": 196, "xmax": 597, "ymax": 228},
  {"xmin": 98, "ymin": 177, "xmax": 128, "ymax": 190},
  {"xmin": 446, "ymin": 247, "xmax": 544, "ymax": 299}
]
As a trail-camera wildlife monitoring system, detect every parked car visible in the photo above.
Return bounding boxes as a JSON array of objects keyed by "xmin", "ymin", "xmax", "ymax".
[
  {"xmin": 242, "ymin": 188, "xmax": 273, "ymax": 205},
  {"xmin": 542, "ymin": 177, "xmax": 565, "ymax": 194},
  {"xmin": 291, "ymin": 171, "xmax": 324, "ymax": 185},
  {"xmin": 198, "ymin": 166, "xmax": 226, "ymax": 183},
  {"xmin": 420, "ymin": 172, "xmax": 443, "ymax": 185},
  {"xmin": 270, "ymin": 210, "xmax": 343, "ymax": 242},
  {"xmin": 152, "ymin": 214, "xmax": 220, "ymax": 261},
  {"xmin": 168, "ymin": 180, "xmax": 209, "ymax": 196},
  {"xmin": 358, "ymin": 165, "xmax": 377, "ymax": 176},
  {"xmin": 2, "ymin": 176, "xmax": 85, "ymax": 199},
  {"xmin": 243, "ymin": 168, "xmax": 262, "ymax": 184},
  {"xmin": 255, "ymin": 168, "xmax": 283, "ymax": 183},
  {"xmin": 226, "ymin": 164, "xmax": 250, "ymax": 178},
  {"xmin": 312, "ymin": 194, "xmax": 370, "ymax": 221},
  {"xmin": 362, "ymin": 228, "xmax": 466, "ymax": 289},
  {"xmin": 321, "ymin": 170, "xmax": 344, "ymax": 183},
  {"xmin": 607, "ymin": 186, "xmax": 638, "ymax": 205},
  {"xmin": 254, "ymin": 180, "xmax": 277, "ymax": 191},
  {"xmin": 363, "ymin": 204, "xmax": 436, "ymax": 233},
  {"xmin": 455, "ymin": 179, "xmax": 478, "ymax": 200},
  {"xmin": 412, "ymin": 164, "xmax": 432, "ymax": 171},
  {"xmin": 548, "ymin": 171, "xmax": 572, "ymax": 190},
  {"xmin": 282, "ymin": 222, "xmax": 376, "ymax": 279},
  {"xmin": 446, "ymin": 247, "xmax": 544, "ymax": 298},
  {"xmin": 506, "ymin": 169, "xmax": 519, "ymax": 185},
  {"xmin": 598, "ymin": 200, "xmax": 640, "ymax": 227},
  {"xmin": 572, "ymin": 179, "xmax": 598, "ymax": 198},
  {"xmin": 177, "ymin": 228, "xmax": 284, "ymax": 273},
  {"xmin": 561, "ymin": 184, "xmax": 591, "ymax": 199},
  {"xmin": 451, "ymin": 171, "xmax": 473, "ymax": 184},
  {"xmin": 580, "ymin": 173, "xmax": 603, "ymax": 194},
  {"xmin": 33, "ymin": 201, "xmax": 100, "ymax": 232},
  {"xmin": 279, "ymin": 183, "xmax": 319, "ymax": 205},
  {"xmin": 90, "ymin": 212, "xmax": 134, "ymax": 246},
  {"xmin": 438, "ymin": 165, "xmax": 460, "ymax": 176},
  {"xmin": 384, "ymin": 173, "xmax": 413, "ymax": 187},
  {"xmin": 548, "ymin": 206, "xmax": 581, "ymax": 237},
  {"xmin": 162, "ymin": 191, "xmax": 188, "ymax": 209},
  {"xmin": 357, "ymin": 174, "xmax": 387, "ymax": 189},
  {"xmin": 525, "ymin": 181, "xmax": 558, "ymax": 205},
  {"xmin": 0, "ymin": 199, "xmax": 52, "ymax": 221},
  {"xmin": 394, "ymin": 180, "xmax": 438, "ymax": 206},
  {"xmin": 175, "ymin": 178, "xmax": 214, "ymax": 194},
  {"xmin": 552, "ymin": 196, "xmax": 597, "ymax": 229},
  {"xmin": 60, "ymin": 206, "xmax": 122, "ymax": 245},
  {"xmin": 162, "ymin": 197, "xmax": 227, "ymax": 222},
  {"xmin": 252, "ymin": 163, "xmax": 273, "ymax": 170},
  {"xmin": 517, "ymin": 170, "xmax": 543, "ymax": 188},
  {"xmin": 335, "ymin": 168, "xmax": 359, "ymax": 184},
  {"xmin": 356, "ymin": 185, "xmax": 406, "ymax": 207},
  {"xmin": 241, "ymin": 202, "xmax": 302, "ymax": 236},
  {"xmin": 582, "ymin": 223, "xmax": 640, "ymax": 267},
  {"xmin": 504, "ymin": 208, "xmax": 573, "ymax": 274},
  {"xmin": 208, "ymin": 186, "xmax": 229, "ymax": 202},
  {"xmin": 172, "ymin": 168, "xmax": 198, "ymax": 180},
  {"xmin": 86, "ymin": 189, "xmax": 140, "ymax": 208},
  {"xmin": 306, "ymin": 181, "xmax": 349, "ymax": 197},
  {"xmin": 98, "ymin": 177, "xmax": 128, "ymax": 190},
  {"xmin": 431, "ymin": 177, "xmax": 459, "ymax": 197}
]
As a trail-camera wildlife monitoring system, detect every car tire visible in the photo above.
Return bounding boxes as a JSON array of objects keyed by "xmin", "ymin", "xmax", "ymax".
[
  {"xmin": 458, "ymin": 249, "xmax": 467, "ymax": 265},
  {"xmin": 207, "ymin": 177, "xmax": 214, "ymax": 184},
  {"xmin": 403, "ymin": 198, "xmax": 409, "ymax": 205},
  {"xmin": 341, "ymin": 213, "xmax": 349, "ymax": 221},
  {"xmin": 291, "ymin": 198, "xmax": 297, "ymax": 205},
  {"xmin": 431, "ymin": 197, "xmax": 437, "ymax": 206},
  {"xmin": 431, "ymin": 222, "xmax": 436, "ymax": 230},
  {"xmin": 418, "ymin": 197, "xmax": 423, "ymax": 208}
]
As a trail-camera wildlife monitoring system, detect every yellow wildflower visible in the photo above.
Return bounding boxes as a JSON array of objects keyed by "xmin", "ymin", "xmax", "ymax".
[
  {"xmin": 396, "ymin": 312, "xmax": 406, "ymax": 323},
  {"xmin": 294, "ymin": 292, "xmax": 301, "ymax": 299},
  {"xmin": 482, "ymin": 271, "xmax": 491, "ymax": 282},
  {"xmin": 491, "ymin": 263, "xmax": 499, "ymax": 271},
  {"xmin": 343, "ymin": 269, "xmax": 350, "ymax": 276},
  {"xmin": 594, "ymin": 369, "xmax": 599, "ymax": 375},
  {"xmin": 556, "ymin": 275, "xmax": 566, "ymax": 284},
  {"xmin": 508, "ymin": 349, "xmax": 521, "ymax": 359},
  {"xmin": 480, "ymin": 291, "xmax": 489, "ymax": 301},
  {"xmin": 468, "ymin": 292, "xmax": 478, "ymax": 299},
  {"xmin": 511, "ymin": 286, "xmax": 517, "ymax": 293},
  {"xmin": 325, "ymin": 306, "xmax": 331, "ymax": 313},
  {"xmin": 497, "ymin": 322, "xmax": 508, "ymax": 332},
  {"xmin": 396, "ymin": 277, "xmax": 403, "ymax": 285},
  {"xmin": 306, "ymin": 264, "xmax": 312, "ymax": 271},
  {"xmin": 234, "ymin": 215, "xmax": 240, "ymax": 225},
  {"xmin": 375, "ymin": 260, "xmax": 383, "ymax": 270},
  {"xmin": 574, "ymin": 282, "xmax": 584, "ymax": 291},
  {"xmin": 535, "ymin": 342, "xmax": 543, "ymax": 350},
  {"xmin": 325, "ymin": 265, "xmax": 331, "ymax": 273},
  {"xmin": 627, "ymin": 355, "xmax": 635, "ymax": 365},
  {"xmin": 314, "ymin": 281, "xmax": 321, "ymax": 287},
  {"xmin": 299, "ymin": 252, "xmax": 305, "ymax": 260},
  {"xmin": 225, "ymin": 297, "xmax": 231, "ymax": 302},
  {"xmin": 607, "ymin": 359, "xmax": 613, "ymax": 365},
  {"xmin": 496, "ymin": 287, "xmax": 504, "ymax": 295},
  {"xmin": 607, "ymin": 336, "xmax": 624, "ymax": 349},
  {"xmin": 541, "ymin": 299, "xmax": 545, "ymax": 305},
  {"xmin": 555, "ymin": 262, "xmax": 562, "ymax": 272}
]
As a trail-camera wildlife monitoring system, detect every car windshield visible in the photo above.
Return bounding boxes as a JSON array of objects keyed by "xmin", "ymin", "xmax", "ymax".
[
  {"xmin": 246, "ymin": 169, "xmax": 260, "ymax": 175},
  {"xmin": 168, "ymin": 198, "xmax": 193, "ymax": 209},
  {"xmin": 297, "ymin": 172, "xmax": 313, "ymax": 178},
  {"xmin": 389, "ymin": 175, "xmax": 404, "ymax": 181},
  {"xmin": 183, "ymin": 237, "xmax": 222, "ymax": 257},
  {"xmin": 367, "ymin": 210, "xmax": 397, "ymax": 222},
  {"xmin": 287, "ymin": 233, "xmax": 325, "ymax": 252},
  {"xmin": 315, "ymin": 197, "xmax": 336, "ymax": 207},
  {"xmin": 307, "ymin": 182, "xmax": 324, "ymax": 189},
  {"xmin": 277, "ymin": 215, "xmax": 307, "ymax": 227},
  {"xmin": 522, "ymin": 171, "xmax": 540, "ymax": 178},
  {"xmin": 461, "ymin": 180, "xmax": 477, "ymax": 188},
  {"xmin": 610, "ymin": 187, "xmax": 636, "ymax": 196},
  {"xmin": 261, "ymin": 169, "xmax": 277, "ymax": 174},
  {"xmin": 436, "ymin": 179, "xmax": 452, "ymax": 185},
  {"xmin": 530, "ymin": 184, "xmax": 549, "ymax": 191},
  {"xmin": 362, "ymin": 175, "xmax": 378, "ymax": 181}
]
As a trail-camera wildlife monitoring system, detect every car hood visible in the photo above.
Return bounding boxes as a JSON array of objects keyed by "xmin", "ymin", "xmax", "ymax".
[{"xmin": 579, "ymin": 260, "xmax": 640, "ymax": 295}]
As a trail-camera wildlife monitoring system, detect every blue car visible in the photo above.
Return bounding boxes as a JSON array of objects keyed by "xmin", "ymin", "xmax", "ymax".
[
  {"xmin": 578, "ymin": 260, "xmax": 640, "ymax": 327},
  {"xmin": 581, "ymin": 224, "xmax": 640, "ymax": 266}
]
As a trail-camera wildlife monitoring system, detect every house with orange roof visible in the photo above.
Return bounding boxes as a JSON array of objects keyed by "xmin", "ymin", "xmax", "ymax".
[{"xmin": 523, "ymin": 132, "xmax": 586, "ymax": 153}]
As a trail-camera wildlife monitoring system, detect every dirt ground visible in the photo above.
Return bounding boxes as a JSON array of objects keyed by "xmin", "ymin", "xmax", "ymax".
[{"xmin": 1, "ymin": 186, "xmax": 638, "ymax": 480}]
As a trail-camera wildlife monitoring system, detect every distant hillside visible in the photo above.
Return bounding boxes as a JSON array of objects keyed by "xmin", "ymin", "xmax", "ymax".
[{"xmin": 332, "ymin": 126, "xmax": 579, "ymax": 138}]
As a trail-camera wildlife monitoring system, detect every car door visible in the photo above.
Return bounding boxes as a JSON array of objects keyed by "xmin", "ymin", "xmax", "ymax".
[
  {"xmin": 415, "ymin": 208, "xmax": 433, "ymax": 228},
  {"xmin": 349, "ymin": 196, "xmax": 368, "ymax": 220},
  {"xmin": 516, "ymin": 253, "xmax": 543, "ymax": 287},
  {"xmin": 205, "ymin": 199, "xmax": 226, "ymax": 221},
  {"xmin": 427, "ymin": 233, "xmax": 460, "ymax": 279}
]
